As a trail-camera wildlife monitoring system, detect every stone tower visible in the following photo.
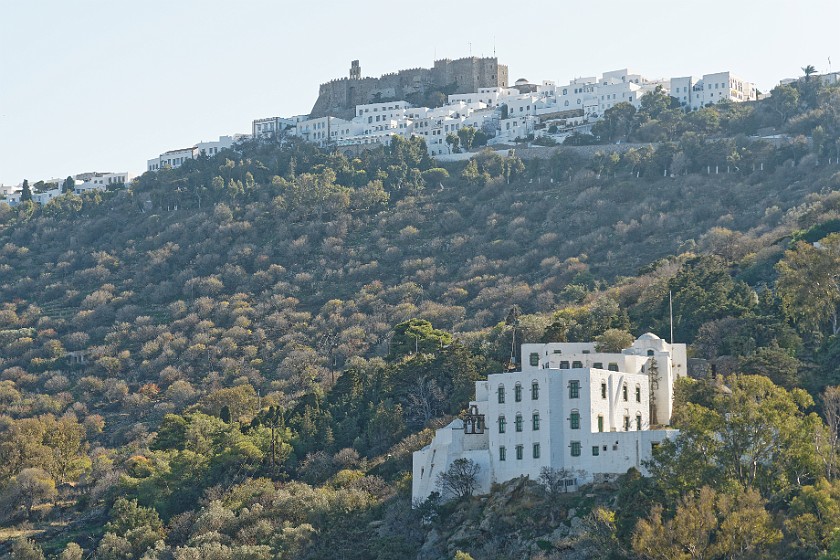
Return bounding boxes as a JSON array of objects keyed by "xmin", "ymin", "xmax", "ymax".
[{"xmin": 350, "ymin": 60, "xmax": 361, "ymax": 80}]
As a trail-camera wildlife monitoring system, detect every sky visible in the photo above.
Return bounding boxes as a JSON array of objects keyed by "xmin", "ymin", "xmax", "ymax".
[{"xmin": 1, "ymin": 0, "xmax": 839, "ymax": 186}]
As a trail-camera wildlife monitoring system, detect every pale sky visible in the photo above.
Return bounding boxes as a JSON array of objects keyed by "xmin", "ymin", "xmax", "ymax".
[{"xmin": 1, "ymin": 0, "xmax": 838, "ymax": 186}]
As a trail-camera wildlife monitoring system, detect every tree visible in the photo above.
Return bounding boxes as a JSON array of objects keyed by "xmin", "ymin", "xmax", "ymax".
[
  {"xmin": 738, "ymin": 344, "xmax": 802, "ymax": 388},
  {"xmin": 20, "ymin": 179, "xmax": 32, "ymax": 202},
  {"xmin": 824, "ymin": 385, "xmax": 840, "ymax": 479},
  {"xmin": 769, "ymin": 84, "xmax": 800, "ymax": 125},
  {"xmin": 776, "ymin": 234, "xmax": 840, "ymax": 340},
  {"xmin": 784, "ymin": 478, "xmax": 840, "ymax": 555},
  {"xmin": 5, "ymin": 468, "xmax": 57, "ymax": 518},
  {"xmin": 62, "ymin": 176, "xmax": 75, "ymax": 193},
  {"xmin": 436, "ymin": 458, "xmax": 480, "ymax": 498},
  {"xmin": 98, "ymin": 497, "xmax": 165, "ymax": 559},
  {"xmin": 10, "ymin": 539, "xmax": 45, "ymax": 560},
  {"xmin": 421, "ymin": 167, "xmax": 450, "ymax": 186},
  {"xmin": 445, "ymin": 133, "xmax": 460, "ymax": 154},
  {"xmin": 391, "ymin": 318, "xmax": 452, "ymax": 358},
  {"xmin": 595, "ymin": 328, "xmax": 635, "ymax": 352},
  {"xmin": 804, "ymin": 64, "xmax": 818, "ymax": 81},
  {"xmin": 44, "ymin": 415, "xmax": 89, "ymax": 483},
  {"xmin": 592, "ymin": 102, "xmax": 637, "ymax": 142},
  {"xmin": 460, "ymin": 159, "xmax": 482, "ymax": 185},
  {"xmin": 57, "ymin": 543, "xmax": 84, "ymax": 560},
  {"xmin": 457, "ymin": 126, "xmax": 477, "ymax": 151},
  {"xmin": 632, "ymin": 486, "xmax": 780, "ymax": 560}
]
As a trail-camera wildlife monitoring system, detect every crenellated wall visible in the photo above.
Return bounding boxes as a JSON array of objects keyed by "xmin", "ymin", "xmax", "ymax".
[{"xmin": 310, "ymin": 57, "xmax": 507, "ymax": 118}]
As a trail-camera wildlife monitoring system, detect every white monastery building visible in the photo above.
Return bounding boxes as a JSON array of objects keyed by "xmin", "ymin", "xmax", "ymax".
[{"xmin": 412, "ymin": 333, "xmax": 687, "ymax": 501}]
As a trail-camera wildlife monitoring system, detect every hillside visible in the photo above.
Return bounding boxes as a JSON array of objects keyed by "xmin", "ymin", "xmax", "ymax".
[{"xmin": 3, "ymin": 78, "xmax": 840, "ymax": 560}]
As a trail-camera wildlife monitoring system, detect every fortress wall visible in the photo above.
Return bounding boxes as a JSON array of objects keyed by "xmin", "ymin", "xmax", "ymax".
[{"xmin": 311, "ymin": 58, "xmax": 507, "ymax": 118}]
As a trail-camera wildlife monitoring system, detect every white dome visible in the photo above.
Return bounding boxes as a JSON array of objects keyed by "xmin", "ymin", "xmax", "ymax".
[{"xmin": 638, "ymin": 332, "xmax": 661, "ymax": 341}]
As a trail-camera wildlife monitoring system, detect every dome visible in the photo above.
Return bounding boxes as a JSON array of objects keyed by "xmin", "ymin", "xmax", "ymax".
[
  {"xmin": 515, "ymin": 78, "xmax": 529, "ymax": 85},
  {"xmin": 638, "ymin": 332, "xmax": 661, "ymax": 341}
]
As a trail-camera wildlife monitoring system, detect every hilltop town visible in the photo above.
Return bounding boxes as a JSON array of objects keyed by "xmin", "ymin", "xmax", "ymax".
[
  {"xmin": 152, "ymin": 56, "xmax": 763, "ymax": 167},
  {"xmin": 5, "ymin": 55, "xmax": 839, "ymax": 205}
]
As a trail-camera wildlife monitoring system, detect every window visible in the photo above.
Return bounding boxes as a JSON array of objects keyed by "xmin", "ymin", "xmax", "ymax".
[
  {"xmin": 560, "ymin": 361, "xmax": 570, "ymax": 369},
  {"xmin": 592, "ymin": 445, "xmax": 600, "ymax": 456},
  {"xmin": 516, "ymin": 445, "xmax": 524, "ymax": 460},
  {"xmin": 533, "ymin": 443, "xmax": 541, "ymax": 459},
  {"xmin": 533, "ymin": 412, "xmax": 540, "ymax": 430},
  {"xmin": 529, "ymin": 352, "xmax": 539, "ymax": 366},
  {"xmin": 635, "ymin": 386, "xmax": 641, "ymax": 402},
  {"xmin": 608, "ymin": 363, "xmax": 619, "ymax": 371},
  {"xmin": 647, "ymin": 349, "xmax": 654, "ymax": 356},
  {"xmin": 623, "ymin": 384, "xmax": 628, "ymax": 401},
  {"xmin": 499, "ymin": 446, "xmax": 506, "ymax": 461},
  {"xmin": 570, "ymin": 410, "xmax": 580, "ymax": 429},
  {"xmin": 601, "ymin": 383, "xmax": 607, "ymax": 399},
  {"xmin": 498, "ymin": 416, "xmax": 506, "ymax": 433},
  {"xmin": 594, "ymin": 362, "xmax": 603, "ymax": 369},
  {"xmin": 624, "ymin": 416, "xmax": 630, "ymax": 431},
  {"xmin": 532, "ymin": 381, "xmax": 539, "ymax": 400},
  {"xmin": 572, "ymin": 360, "xmax": 583, "ymax": 368},
  {"xmin": 515, "ymin": 414, "xmax": 523, "ymax": 432},
  {"xmin": 571, "ymin": 441, "xmax": 581, "ymax": 457},
  {"xmin": 597, "ymin": 415, "xmax": 604, "ymax": 432},
  {"xmin": 569, "ymin": 380, "xmax": 580, "ymax": 399},
  {"xmin": 498, "ymin": 385, "xmax": 505, "ymax": 404},
  {"xmin": 514, "ymin": 383, "xmax": 522, "ymax": 402},
  {"xmin": 636, "ymin": 414, "xmax": 642, "ymax": 430}
]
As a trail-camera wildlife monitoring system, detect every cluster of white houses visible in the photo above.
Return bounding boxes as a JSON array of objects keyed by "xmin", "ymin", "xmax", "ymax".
[
  {"xmin": 244, "ymin": 68, "xmax": 757, "ymax": 157},
  {"xmin": 2, "ymin": 172, "xmax": 133, "ymax": 206},
  {"xmin": 141, "ymin": 63, "xmax": 758, "ymax": 171},
  {"xmin": 412, "ymin": 333, "xmax": 687, "ymax": 501}
]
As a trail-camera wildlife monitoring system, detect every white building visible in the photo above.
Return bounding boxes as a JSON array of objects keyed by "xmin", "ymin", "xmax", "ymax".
[
  {"xmin": 32, "ymin": 188, "xmax": 63, "ymax": 205},
  {"xmin": 293, "ymin": 116, "xmax": 359, "ymax": 148},
  {"xmin": 252, "ymin": 116, "xmax": 302, "ymax": 139},
  {"xmin": 197, "ymin": 134, "xmax": 248, "ymax": 157},
  {"xmin": 147, "ymin": 147, "xmax": 198, "ymax": 172},
  {"xmin": 147, "ymin": 135, "xmax": 248, "ymax": 172},
  {"xmin": 676, "ymin": 72, "xmax": 757, "ymax": 111},
  {"xmin": 73, "ymin": 172, "xmax": 132, "ymax": 194},
  {"xmin": 412, "ymin": 333, "xmax": 687, "ymax": 501}
]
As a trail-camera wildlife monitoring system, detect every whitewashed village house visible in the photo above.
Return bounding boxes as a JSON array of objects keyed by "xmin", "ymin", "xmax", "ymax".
[{"xmin": 412, "ymin": 333, "xmax": 687, "ymax": 501}]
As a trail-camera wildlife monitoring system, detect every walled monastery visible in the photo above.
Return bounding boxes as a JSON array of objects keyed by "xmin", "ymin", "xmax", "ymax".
[{"xmin": 142, "ymin": 56, "xmax": 760, "ymax": 172}]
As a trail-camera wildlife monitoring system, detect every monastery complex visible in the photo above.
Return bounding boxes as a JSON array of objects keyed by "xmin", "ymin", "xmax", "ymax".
[{"xmin": 146, "ymin": 56, "xmax": 759, "ymax": 171}]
